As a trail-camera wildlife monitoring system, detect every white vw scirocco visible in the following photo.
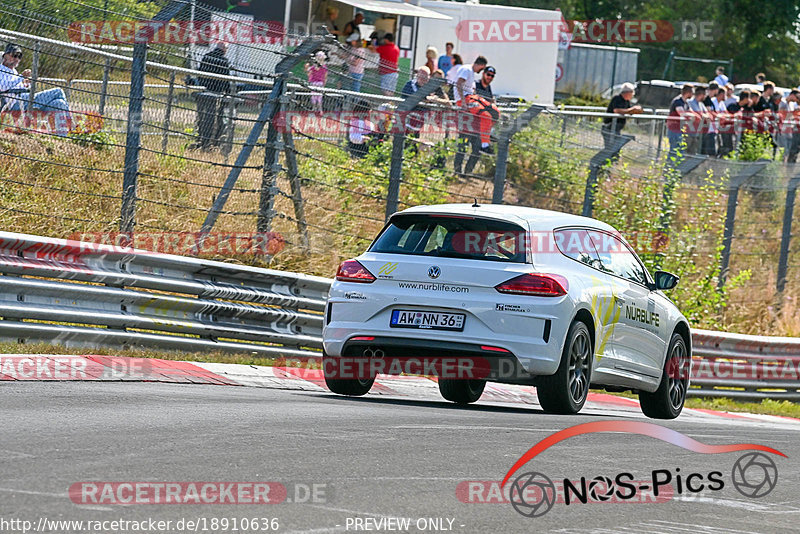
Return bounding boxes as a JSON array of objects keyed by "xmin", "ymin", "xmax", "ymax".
[{"xmin": 322, "ymin": 204, "xmax": 691, "ymax": 419}]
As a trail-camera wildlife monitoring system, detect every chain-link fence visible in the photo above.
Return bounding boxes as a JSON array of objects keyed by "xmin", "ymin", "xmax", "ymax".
[{"xmin": 1, "ymin": 1, "xmax": 800, "ymax": 335}]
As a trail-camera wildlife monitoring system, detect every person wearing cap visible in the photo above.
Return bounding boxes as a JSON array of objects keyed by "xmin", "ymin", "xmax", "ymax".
[
  {"xmin": 0, "ymin": 43, "xmax": 71, "ymax": 135},
  {"xmin": 601, "ymin": 82, "xmax": 642, "ymax": 150},
  {"xmin": 475, "ymin": 66, "xmax": 495, "ymax": 100},
  {"xmin": 345, "ymin": 32, "xmax": 366, "ymax": 92}
]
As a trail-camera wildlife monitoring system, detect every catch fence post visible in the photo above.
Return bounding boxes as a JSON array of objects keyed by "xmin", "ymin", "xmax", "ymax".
[
  {"xmin": 384, "ymin": 77, "xmax": 445, "ymax": 221},
  {"xmin": 492, "ymin": 104, "xmax": 545, "ymax": 204}
]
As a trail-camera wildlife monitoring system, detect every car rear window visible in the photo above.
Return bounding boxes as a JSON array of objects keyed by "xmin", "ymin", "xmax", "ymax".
[{"xmin": 369, "ymin": 214, "xmax": 527, "ymax": 263}]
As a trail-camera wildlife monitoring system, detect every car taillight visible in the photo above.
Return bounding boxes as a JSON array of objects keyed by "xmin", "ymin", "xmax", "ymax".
[
  {"xmin": 336, "ymin": 260, "xmax": 376, "ymax": 283},
  {"xmin": 495, "ymin": 273, "xmax": 568, "ymax": 297}
]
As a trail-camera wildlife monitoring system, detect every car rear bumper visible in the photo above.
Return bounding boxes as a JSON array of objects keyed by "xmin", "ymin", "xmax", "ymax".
[{"xmin": 323, "ymin": 331, "xmax": 563, "ymax": 380}]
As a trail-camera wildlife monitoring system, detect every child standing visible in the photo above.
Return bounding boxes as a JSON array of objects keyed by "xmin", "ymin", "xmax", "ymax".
[{"xmin": 305, "ymin": 51, "xmax": 328, "ymax": 114}]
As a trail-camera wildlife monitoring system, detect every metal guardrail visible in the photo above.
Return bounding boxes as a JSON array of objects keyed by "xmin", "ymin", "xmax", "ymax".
[
  {"xmin": 0, "ymin": 231, "xmax": 329, "ymax": 359},
  {"xmin": 691, "ymin": 330, "xmax": 800, "ymax": 401},
  {"xmin": 1, "ymin": 231, "xmax": 798, "ymax": 401}
]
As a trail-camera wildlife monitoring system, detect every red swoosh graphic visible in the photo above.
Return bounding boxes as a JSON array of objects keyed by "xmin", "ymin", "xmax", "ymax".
[{"xmin": 501, "ymin": 420, "xmax": 786, "ymax": 487}]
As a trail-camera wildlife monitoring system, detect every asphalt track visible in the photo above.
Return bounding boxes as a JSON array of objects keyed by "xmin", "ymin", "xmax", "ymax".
[{"xmin": 2, "ymin": 378, "xmax": 800, "ymax": 534}]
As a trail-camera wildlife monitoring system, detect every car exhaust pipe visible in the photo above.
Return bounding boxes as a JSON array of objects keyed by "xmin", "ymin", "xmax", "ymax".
[
  {"xmin": 363, "ymin": 348, "xmax": 374, "ymax": 358},
  {"xmin": 373, "ymin": 348, "xmax": 385, "ymax": 358}
]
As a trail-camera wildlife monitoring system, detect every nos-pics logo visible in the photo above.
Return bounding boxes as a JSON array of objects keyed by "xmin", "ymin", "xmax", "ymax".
[{"xmin": 503, "ymin": 421, "xmax": 784, "ymax": 518}]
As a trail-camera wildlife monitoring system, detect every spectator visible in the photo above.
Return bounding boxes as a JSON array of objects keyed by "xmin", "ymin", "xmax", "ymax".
[
  {"xmin": 755, "ymin": 82, "xmax": 775, "ymax": 113},
  {"xmin": 438, "ymin": 42, "xmax": 455, "ymax": 75},
  {"xmin": 686, "ymin": 86, "xmax": 710, "ymax": 155},
  {"xmin": 325, "ymin": 6, "xmax": 341, "ymax": 37},
  {"xmin": 755, "ymin": 72, "xmax": 766, "ymax": 86},
  {"xmin": 749, "ymin": 90, "xmax": 762, "ymax": 110},
  {"xmin": 703, "ymin": 82, "xmax": 718, "ymax": 109},
  {"xmin": 714, "ymin": 66, "xmax": 728, "ymax": 87},
  {"xmin": 601, "ymin": 82, "xmax": 642, "ymax": 150},
  {"xmin": 348, "ymin": 99, "xmax": 375, "ymax": 158},
  {"xmin": 424, "ymin": 47, "xmax": 438, "ymax": 74},
  {"xmin": 370, "ymin": 33, "xmax": 400, "ymax": 96},
  {"xmin": 783, "ymin": 90, "xmax": 800, "ymax": 163},
  {"xmin": 445, "ymin": 53, "xmax": 463, "ymax": 99},
  {"xmin": 475, "ymin": 66, "xmax": 495, "ymax": 100},
  {"xmin": 401, "ymin": 66, "xmax": 430, "ymax": 97},
  {"xmin": 305, "ymin": 50, "xmax": 327, "ymax": 114},
  {"xmin": 194, "ymin": 42, "xmax": 230, "ymax": 150},
  {"xmin": 401, "ymin": 66, "xmax": 431, "ymax": 149},
  {"xmin": 727, "ymin": 90, "xmax": 749, "ymax": 114},
  {"xmin": 666, "ymin": 84, "xmax": 694, "ymax": 162},
  {"xmin": 343, "ymin": 12, "xmax": 364, "ymax": 42},
  {"xmin": 0, "ymin": 43, "xmax": 71, "ymax": 136},
  {"xmin": 454, "ymin": 55, "xmax": 487, "ymax": 106},
  {"xmin": 454, "ymin": 93, "xmax": 499, "ymax": 178},
  {"xmin": 729, "ymin": 90, "xmax": 752, "ymax": 149},
  {"xmin": 345, "ymin": 32, "xmax": 366, "ymax": 92},
  {"xmin": 724, "ymin": 84, "xmax": 737, "ymax": 108},
  {"xmin": 430, "ymin": 69, "xmax": 450, "ymax": 106},
  {"xmin": 710, "ymin": 87, "xmax": 729, "ymax": 156}
]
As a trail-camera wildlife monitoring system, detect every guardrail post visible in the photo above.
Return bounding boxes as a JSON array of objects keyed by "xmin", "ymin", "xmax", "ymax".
[
  {"xmin": 492, "ymin": 104, "xmax": 545, "ymax": 204},
  {"xmin": 99, "ymin": 58, "xmax": 111, "ymax": 116},
  {"xmin": 283, "ymin": 131, "xmax": 309, "ymax": 249},
  {"xmin": 581, "ymin": 133, "xmax": 633, "ymax": 217},
  {"xmin": 199, "ymin": 34, "xmax": 322, "ymax": 245},
  {"xmin": 718, "ymin": 161, "xmax": 768, "ymax": 289},
  {"xmin": 559, "ymin": 115, "xmax": 567, "ymax": 147},
  {"xmin": 160, "ymin": 70, "xmax": 175, "ymax": 153},
  {"xmin": 27, "ymin": 41, "xmax": 39, "ymax": 112},
  {"xmin": 384, "ymin": 77, "xmax": 445, "ymax": 221},
  {"xmin": 776, "ymin": 173, "xmax": 800, "ymax": 296}
]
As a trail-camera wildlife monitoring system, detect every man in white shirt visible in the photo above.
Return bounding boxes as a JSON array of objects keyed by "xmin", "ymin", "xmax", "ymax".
[
  {"xmin": 453, "ymin": 55, "xmax": 487, "ymax": 106},
  {"xmin": 710, "ymin": 87, "xmax": 730, "ymax": 156},
  {"xmin": 0, "ymin": 43, "xmax": 71, "ymax": 135},
  {"xmin": 713, "ymin": 66, "xmax": 728, "ymax": 87}
]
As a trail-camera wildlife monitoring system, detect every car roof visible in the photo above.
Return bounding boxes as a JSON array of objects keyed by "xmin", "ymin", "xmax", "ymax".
[{"xmin": 394, "ymin": 204, "xmax": 617, "ymax": 232}]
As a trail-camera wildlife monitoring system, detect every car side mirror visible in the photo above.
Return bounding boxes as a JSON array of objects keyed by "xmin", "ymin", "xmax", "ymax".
[{"xmin": 653, "ymin": 270, "xmax": 679, "ymax": 291}]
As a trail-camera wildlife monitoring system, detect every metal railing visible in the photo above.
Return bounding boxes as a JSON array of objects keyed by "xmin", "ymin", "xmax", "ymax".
[
  {"xmin": 0, "ymin": 231, "xmax": 328, "ymax": 359},
  {"xmin": 691, "ymin": 330, "xmax": 800, "ymax": 401},
  {"xmin": 2, "ymin": 231, "xmax": 798, "ymax": 401}
]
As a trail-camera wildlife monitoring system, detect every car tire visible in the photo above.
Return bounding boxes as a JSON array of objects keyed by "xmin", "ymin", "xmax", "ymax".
[
  {"xmin": 537, "ymin": 320, "xmax": 593, "ymax": 415},
  {"xmin": 639, "ymin": 333, "xmax": 689, "ymax": 419},
  {"xmin": 438, "ymin": 378, "xmax": 486, "ymax": 405},
  {"xmin": 322, "ymin": 354, "xmax": 375, "ymax": 396}
]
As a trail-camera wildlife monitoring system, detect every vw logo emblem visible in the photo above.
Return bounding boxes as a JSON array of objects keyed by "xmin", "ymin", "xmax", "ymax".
[{"xmin": 428, "ymin": 266, "xmax": 441, "ymax": 279}]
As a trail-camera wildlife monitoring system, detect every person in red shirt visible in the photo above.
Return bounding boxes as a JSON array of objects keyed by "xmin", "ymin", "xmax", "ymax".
[{"xmin": 371, "ymin": 33, "xmax": 400, "ymax": 96}]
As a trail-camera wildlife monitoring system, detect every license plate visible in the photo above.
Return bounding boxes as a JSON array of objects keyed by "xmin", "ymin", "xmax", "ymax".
[{"xmin": 390, "ymin": 310, "xmax": 465, "ymax": 331}]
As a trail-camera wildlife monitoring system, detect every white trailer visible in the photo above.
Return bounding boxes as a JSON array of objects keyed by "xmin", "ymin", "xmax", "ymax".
[{"xmin": 416, "ymin": 1, "xmax": 562, "ymax": 104}]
